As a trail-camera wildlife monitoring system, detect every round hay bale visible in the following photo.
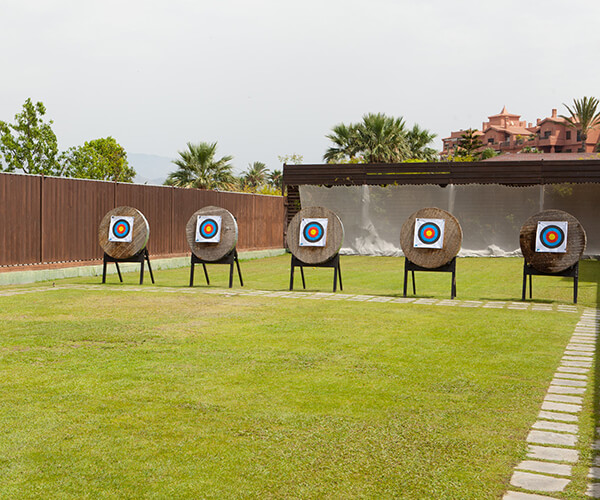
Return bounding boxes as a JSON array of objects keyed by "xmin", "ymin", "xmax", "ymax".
[
  {"xmin": 286, "ymin": 206, "xmax": 344, "ymax": 265},
  {"xmin": 98, "ymin": 206, "xmax": 150, "ymax": 259},
  {"xmin": 186, "ymin": 206, "xmax": 238, "ymax": 262},
  {"xmin": 400, "ymin": 207, "xmax": 462, "ymax": 269},
  {"xmin": 520, "ymin": 209, "xmax": 586, "ymax": 273}
]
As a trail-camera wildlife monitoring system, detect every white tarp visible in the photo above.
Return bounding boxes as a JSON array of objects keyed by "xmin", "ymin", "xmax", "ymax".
[{"xmin": 299, "ymin": 183, "xmax": 599, "ymax": 257}]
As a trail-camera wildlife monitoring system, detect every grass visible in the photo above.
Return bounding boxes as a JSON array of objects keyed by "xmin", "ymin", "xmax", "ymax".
[{"xmin": 0, "ymin": 255, "xmax": 598, "ymax": 498}]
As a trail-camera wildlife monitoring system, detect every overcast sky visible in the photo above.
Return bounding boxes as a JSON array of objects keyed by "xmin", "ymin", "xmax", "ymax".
[{"xmin": 2, "ymin": 0, "xmax": 600, "ymax": 175}]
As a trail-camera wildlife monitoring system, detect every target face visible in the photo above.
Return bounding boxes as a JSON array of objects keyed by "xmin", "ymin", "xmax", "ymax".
[
  {"xmin": 196, "ymin": 215, "xmax": 222, "ymax": 243},
  {"xmin": 108, "ymin": 216, "xmax": 134, "ymax": 242},
  {"xmin": 299, "ymin": 218, "xmax": 328, "ymax": 247},
  {"xmin": 414, "ymin": 218, "xmax": 445, "ymax": 249},
  {"xmin": 536, "ymin": 220, "xmax": 568, "ymax": 253}
]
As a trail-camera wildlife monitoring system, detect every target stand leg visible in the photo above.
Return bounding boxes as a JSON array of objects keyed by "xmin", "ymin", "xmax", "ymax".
[
  {"xmin": 102, "ymin": 257, "xmax": 107, "ymax": 284},
  {"xmin": 101, "ymin": 250, "xmax": 153, "ymax": 285},
  {"xmin": 404, "ymin": 257, "xmax": 457, "ymax": 299},
  {"xmin": 115, "ymin": 263, "xmax": 123, "ymax": 282},
  {"xmin": 144, "ymin": 249, "xmax": 155, "ymax": 284},
  {"xmin": 290, "ymin": 254, "xmax": 341, "ymax": 293},
  {"xmin": 234, "ymin": 251, "xmax": 244, "ymax": 287},
  {"xmin": 451, "ymin": 268, "xmax": 456, "ymax": 300},
  {"xmin": 189, "ymin": 250, "xmax": 242, "ymax": 289},
  {"xmin": 189, "ymin": 256, "xmax": 195, "ymax": 287},
  {"xmin": 522, "ymin": 260, "xmax": 579, "ymax": 304}
]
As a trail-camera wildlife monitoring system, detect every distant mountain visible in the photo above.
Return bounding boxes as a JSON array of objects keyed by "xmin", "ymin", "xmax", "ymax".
[{"xmin": 128, "ymin": 153, "xmax": 174, "ymax": 185}]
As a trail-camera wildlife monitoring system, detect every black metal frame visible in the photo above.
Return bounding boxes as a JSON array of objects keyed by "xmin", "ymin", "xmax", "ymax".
[
  {"xmin": 189, "ymin": 249, "xmax": 243, "ymax": 289},
  {"xmin": 403, "ymin": 257, "xmax": 457, "ymax": 299},
  {"xmin": 289, "ymin": 253, "xmax": 342, "ymax": 292},
  {"xmin": 102, "ymin": 248, "xmax": 154, "ymax": 285},
  {"xmin": 522, "ymin": 260, "xmax": 579, "ymax": 304}
]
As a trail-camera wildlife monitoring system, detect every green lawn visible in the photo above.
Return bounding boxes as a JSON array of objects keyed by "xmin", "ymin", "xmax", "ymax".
[{"xmin": 0, "ymin": 256, "xmax": 598, "ymax": 498}]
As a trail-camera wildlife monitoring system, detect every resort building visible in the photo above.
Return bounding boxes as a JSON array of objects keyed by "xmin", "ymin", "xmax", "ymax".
[{"xmin": 442, "ymin": 106, "xmax": 600, "ymax": 156}]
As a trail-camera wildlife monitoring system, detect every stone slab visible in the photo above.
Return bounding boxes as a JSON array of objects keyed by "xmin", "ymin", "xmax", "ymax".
[
  {"xmin": 509, "ymin": 471, "xmax": 569, "ymax": 492},
  {"xmin": 551, "ymin": 377, "xmax": 587, "ymax": 386},
  {"xmin": 560, "ymin": 360, "xmax": 592, "ymax": 368},
  {"xmin": 516, "ymin": 460, "xmax": 571, "ymax": 476},
  {"xmin": 538, "ymin": 410, "xmax": 578, "ymax": 423},
  {"xmin": 532, "ymin": 420, "xmax": 578, "ymax": 433},
  {"xmin": 544, "ymin": 394, "xmax": 583, "ymax": 404},
  {"xmin": 527, "ymin": 445, "xmax": 579, "ymax": 463},
  {"xmin": 564, "ymin": 351, "xmax": 593, "ymax": 357},
  {"xmin": 587, "ymin": 483, "xmax": 600, "ymax": 498},
  {"xmin": 565, "ymin": 345, "xmax": 595, "ymax": 351},
  {"xmin": 548, "ymin": 385, "xmax": 585, "ymax": 395},
  {"xmin": 562, "ymin": 355, "xmax": 593, "ymax": 361},
  {"xmin": 541, "ymin": 401, "xmax": 581, "ymax": 413},
  {"xmin": 527, "ymin": 430, "xmax": 577, "ymax": 446},
  {"xmin": 556, "ymin": 366, "xmax": 589, "ymax": 374},
  {"xmin": 569, "ymin": 338, "xmax": 596, "ymax": 344},
  {"xmin": 588, "ymin": 466, "xmax": 600, "ymax": 479}
]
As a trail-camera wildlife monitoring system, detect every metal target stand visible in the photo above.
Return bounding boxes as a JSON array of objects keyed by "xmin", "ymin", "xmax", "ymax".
[
  {"xmin": 289, "ymin": 253, "xmax": 342, "ymax": 293},
  {"xmin": 102, "ymin": 248, "xmax": 155, "ymax": 285},
  {"xmin": 522, "ymin": 261, "xmax": 579, "ymax": 304},
  {"xmin": 189, "ymin": 249, "xmax": 243, "ymax": 289},
  {"xmin": 403, "ymin": 257, "xmax": 457, "ymax": 299}
]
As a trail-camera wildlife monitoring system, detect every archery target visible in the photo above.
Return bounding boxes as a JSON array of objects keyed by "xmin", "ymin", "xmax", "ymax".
[
  {"xmin": 414, "ymin": 218, "xmax": 445, "ymax": 249},
  {"xmin": 536, "ymin": 221, "xmax": 568, "ymax": 253},
  {"xmin": 299, "ymin": 218, "xmax": 328, "ymax": 247},
  {"xmin": 108, "ymin": 216, "xmax": 134, "ymax": 243},
  {"xmin": 196, "ymin": 215, "xmax": 222, "ymax": 243}
]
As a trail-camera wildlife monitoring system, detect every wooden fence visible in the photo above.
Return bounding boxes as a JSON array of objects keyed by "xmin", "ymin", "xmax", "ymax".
[{"xmin": 0, "ymin": 173, "xmax": 284, "ymax": 268}]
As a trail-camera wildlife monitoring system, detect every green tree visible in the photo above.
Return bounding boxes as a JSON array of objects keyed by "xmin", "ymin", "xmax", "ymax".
[
  {"xmin": 324, "ymin": 113, "xmax": 409, "ymax": 163},
  {"xmin": 456, "ymin": 128, "xmax": 483, "ymax": 158},
  {"xmin": 561, "ymin": 96, "xmax": 600, "ymax": 152},
  {"xmin": 405, "ymin": 124, "xmax": 438, "ymax": 161},
  {"xmin": 323, "ymin": 123, "xmax": 360, "ymax": 163},
  {"xmin": 165, "ymin": 141, "xmax": 234, "ymax": 190},
  {"xmin": 480, "ymin": 147, "xmax": 498, "ymax": 160},
  {"xmin": 242, "ymin": 161, "xmax": 269, "ymax": 188},
  {"xmin": 268, "ymin": 169, "xmax": 283, "ymax": 191},
  {"xmin": 0, "ymin": 98, "xmax": 61, "ymax": 175},
  {"xmin": 61, "ymin": 137, "xmax": 135, "ymax": 182}
]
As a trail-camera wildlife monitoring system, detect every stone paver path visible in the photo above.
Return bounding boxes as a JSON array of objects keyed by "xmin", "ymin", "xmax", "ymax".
[
  {"xmin": 0, "ymin": 284, "xmax": 588, "ymax": 314},
  {"xmin": 504, "ymin": 308, "xmax": 599, "ymax": 499}
]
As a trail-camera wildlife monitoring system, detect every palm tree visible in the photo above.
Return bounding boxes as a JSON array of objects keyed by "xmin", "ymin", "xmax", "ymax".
[
  {"xmin": 323, "ymin": 113, "xmax": 408, "ymax": 163},
  {"xmin": 406, "ymin": 124, "xmax": 438, "ymax": 161},
  {"xmin": 165, "ymin": 142, "xmax": 234, "ymax": 190},
  {"xmin": 323, "ymin": 123, "xmax": 359, "ymax": 163},
  {"xmin": 243, "ymin": 161, "xmax": 269, "ymax": 188},
  {"xmin": 268, "ymin": 169, "xmax": 282, "ymax": 190},
  {"xmin": 560, "ymin": 96, "xmax": 600, "ymax": 152}
]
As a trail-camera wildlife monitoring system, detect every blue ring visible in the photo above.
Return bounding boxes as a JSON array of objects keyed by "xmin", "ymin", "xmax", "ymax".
[
  {"xmin": 418, "ymin": 223, "xmax": 441, "ymax": 244},
  {"xmin": 303, "ymin": 222, "xmax": 324, "ymax": 243},
  {"xmin": 540, "ymin": 225, "xmax": 565, "ymax": 249},
  {"xmin": 199, "ymin": 218, "xmax": 219, "ymax": 239},
  {"xmin": 112, "ymin": 219, "xmax": 131, "ymax": 239}
]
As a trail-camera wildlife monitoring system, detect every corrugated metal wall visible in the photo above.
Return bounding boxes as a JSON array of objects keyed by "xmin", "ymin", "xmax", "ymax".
[{"xmin": 0, "ymin": 173, "xmax": 284, "ymax": 267}]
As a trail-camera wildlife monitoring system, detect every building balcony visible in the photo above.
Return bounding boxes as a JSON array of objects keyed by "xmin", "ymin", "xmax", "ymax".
[{"xmin": 535, "ymin": 136, "xmax": 565, "ymax": 146}]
